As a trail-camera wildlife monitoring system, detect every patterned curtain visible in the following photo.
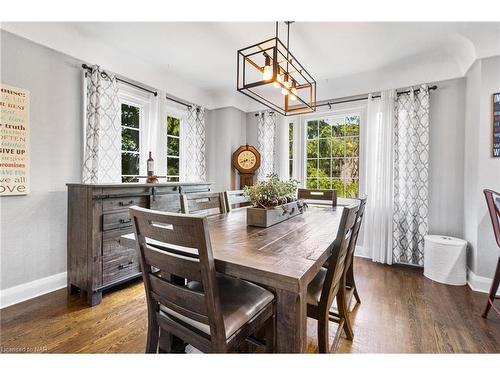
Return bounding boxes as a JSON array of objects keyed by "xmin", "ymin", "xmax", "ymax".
[
  {"xmin": 82, "ymin": 65, "xmax": 121, "ymax": 183},
  {"xmin": 256, "ymin": 111, "xmax": 277, "ymax": 181},
  {"xmin": 183, "ymin": 105, "xmax": 206, "ymax": 182},
  {"xmin": 392, "ymin": 85, "xmax": 430, "ymax": 266}
]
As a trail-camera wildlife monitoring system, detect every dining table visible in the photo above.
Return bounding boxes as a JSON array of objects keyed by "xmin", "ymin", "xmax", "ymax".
[{"xmin": 120, "ymin": 205, "xmax": 345, "ymax": 353}]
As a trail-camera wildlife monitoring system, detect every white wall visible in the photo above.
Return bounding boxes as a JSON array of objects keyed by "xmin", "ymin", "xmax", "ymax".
[
  {"xmin": 464, "ymin": 55, "xmax": 500, "ymax": 280},
  {"xmin": 205, "ymin": 107, "xmax": 247, "ymax": 192},
  {"xmin": 428, "ymin": 78, "xmax": 466, "ymax": 238},
  {"xmin": 464, "ymin": 61, "xmax": 482, "ymax": 273},
  {"xmin": 0, "ymin": 31, "xmax": 83, "ymax": 291}
]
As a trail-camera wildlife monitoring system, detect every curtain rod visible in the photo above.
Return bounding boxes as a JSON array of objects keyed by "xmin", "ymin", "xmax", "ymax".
[
  {"xmin": 82, "ymin": 64, "xmax": 198, "ymax": 108},
  {"xmin": 165, "ymin": 95, "xmax": 193, "ymax": 108},
  {"xmin": 316, "ymin": 85, "xmax": 438, "ymax": 109},
  {"xmin": 82, "ymin": 64, "xmax": 158, "ymax": 96}
]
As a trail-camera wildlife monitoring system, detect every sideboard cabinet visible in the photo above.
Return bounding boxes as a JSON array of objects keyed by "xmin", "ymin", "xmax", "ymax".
[{"xmin": 67, "ymin": 182, "xmax": 210, "ymax": 306}]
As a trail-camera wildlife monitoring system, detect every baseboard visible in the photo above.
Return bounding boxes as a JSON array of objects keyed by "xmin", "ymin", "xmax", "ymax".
[
  {"xmin": 0, "ymin": 272, "xmax": 67, "ymax": 309},
  {"xmin": 467, "ymin": 268, "xmax": 500, "ymax": 296},
  {"xmin": 354, "ymin": 246, "xmax": 371, "ymax": 259}
]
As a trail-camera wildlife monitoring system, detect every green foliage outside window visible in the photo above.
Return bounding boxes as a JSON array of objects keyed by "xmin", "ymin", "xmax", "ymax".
[
  {"xmin": 167, "ymin": 116, "xmax": 181, "ymax": 180},
  {"xmin": 167, "ymin": 116, "xmax": 180, "ymax": 136},
  {"xmin": 121, "ymin": 104, "xmax": 139, "ymax": 129},
  {"xmin": 121, "ymin": 103, "xmax": 140, "ymax": 182}
]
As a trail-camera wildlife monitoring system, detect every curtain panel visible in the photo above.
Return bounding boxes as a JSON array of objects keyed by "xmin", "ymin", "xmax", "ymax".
[
  {"xmin": 392, "ymin": 85, "xmax": 430, "ymax": 266},
  {"xmin": 256, "ymin": 111, "xmax": 277, "ymax": 181},
  {"xmin": 183, "ymin": 106, "xmax": 206, "ymax": 182},
  {"xmin": 82, "ymin": 65, "xmax": 121, "ymax": 183},
  {"xmin": 362, "ymin": 90, "xmax": 396, "ymax": 264}
]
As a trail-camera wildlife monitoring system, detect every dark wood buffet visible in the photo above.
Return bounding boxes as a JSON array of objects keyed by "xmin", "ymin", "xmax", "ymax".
[{"xmin": 66, "ymin": 182, "xmax": 210, "ymax": 306}]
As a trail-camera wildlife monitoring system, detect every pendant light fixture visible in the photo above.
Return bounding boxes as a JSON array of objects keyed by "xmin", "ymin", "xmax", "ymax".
[{"xmin": 237, "ymin": 21, "xmax": 317, "ymax": 116}]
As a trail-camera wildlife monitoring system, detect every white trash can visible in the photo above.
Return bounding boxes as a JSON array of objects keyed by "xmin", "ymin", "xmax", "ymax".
[{"xmin": 424, "ymin": 235, "xmax": 467, "ymax": 285}]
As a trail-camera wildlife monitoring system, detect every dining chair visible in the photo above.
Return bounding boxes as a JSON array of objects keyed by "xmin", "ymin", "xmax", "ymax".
[
  {"xmin": 306, "ymin": 203, "xmax": 359, "ymax": 353},
  {"xmin": 482, "ymin": 189, "xmax": 500, "ymax": 318},
  {"xmin": 298, "ymin": 188, "xmax": 337, "ymax": 207},
  {"xmin": 130, "ymin": 206, "xmax": 276, "ymax": 353},
  {"xmin": 223, "ymin": 190, "xmax": 252, "ymax": 212},
  {"xmin": 180, "ymin": 191, "xmax": 227, "ymax": 215},
  {"xmin": 344, "ymin": 196, "xmax": 367, "ymax": 310}
]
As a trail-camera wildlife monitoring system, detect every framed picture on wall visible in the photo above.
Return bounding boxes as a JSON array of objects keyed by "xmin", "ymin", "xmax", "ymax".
[{"xmin": 493, "ymin": 92, "xmax": 500, "ymax": 158}]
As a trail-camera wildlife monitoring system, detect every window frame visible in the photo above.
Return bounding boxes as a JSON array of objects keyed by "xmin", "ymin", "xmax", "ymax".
[
  {"xmin": 165, "ymin": 107, "xmax": 185, "ymax": 182},
  {"xmin": 119, "ymin": 101, "xmax": 143, "ymax": 182},
  {"xmin": 117, "ymin": 83, "xmax": 154, "ymax": 182},
  {"xmin": 296, "ymin": 103, "xmax": 366, "ymax": 202}
]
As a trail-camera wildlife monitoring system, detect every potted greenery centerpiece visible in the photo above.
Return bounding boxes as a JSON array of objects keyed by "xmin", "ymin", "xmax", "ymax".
[{"xmin": 243, "ymin": 174, "xmax": 306, "ymax": 227}]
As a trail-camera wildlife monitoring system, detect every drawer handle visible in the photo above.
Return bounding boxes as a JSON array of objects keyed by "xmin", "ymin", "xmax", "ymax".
[
  {"xmin": 119, "ymin": 218, "xmax": 132, "ymax": 224},
  {"xmin": 118, "ymin": 200, "xmax": 134, "ymax": 206},
  {"xmin": 118, "ymin": 260, "xmax": 135, "ymax": 270}
]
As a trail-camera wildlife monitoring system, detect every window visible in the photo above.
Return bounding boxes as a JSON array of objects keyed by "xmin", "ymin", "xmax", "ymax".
[
  {"xmin": 121, "ymin": 103, "xmax": 141, "ymax": 182},
  {"xmin": 289, "ymin": 122, "xmax": 294, "ymax": 179},
  {"xmin": 166, "ymin": 115, "xmax": 181, "ymax": 182},
  {"xmin": 305, "ymin": 114, "xmax": 359, "ymax": 198}
]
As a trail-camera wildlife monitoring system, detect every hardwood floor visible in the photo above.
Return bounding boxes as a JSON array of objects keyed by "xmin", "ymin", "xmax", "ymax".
[{"xmin": 1, "ymin": 258, "xmax": 499, "ymax": 353}]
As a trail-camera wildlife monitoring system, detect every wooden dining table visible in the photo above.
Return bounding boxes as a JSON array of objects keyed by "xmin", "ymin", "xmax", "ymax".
[{"xmin": 121, "ymin": 205, "xmax": 345, "ymax": 353}]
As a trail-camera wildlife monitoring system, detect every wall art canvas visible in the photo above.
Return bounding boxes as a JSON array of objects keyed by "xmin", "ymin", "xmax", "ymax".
[{"xmin": 0, "ymin": 83, "xmax": 30, "ymax": 195}]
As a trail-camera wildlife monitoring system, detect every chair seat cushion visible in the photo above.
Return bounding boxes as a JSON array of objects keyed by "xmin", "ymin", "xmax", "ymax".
[
  {"xmin": 160, "ymin": 274, "xmax": 274, "ymax": 339},
  {"xmin": 307, "ymin": 267, "xmax": 327, "ymax": 305}
]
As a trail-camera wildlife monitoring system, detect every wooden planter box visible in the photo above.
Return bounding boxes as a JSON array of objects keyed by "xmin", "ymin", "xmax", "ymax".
[{"xmin": 247, "ymin": 200, "xmax": 306, "ymax": 228}]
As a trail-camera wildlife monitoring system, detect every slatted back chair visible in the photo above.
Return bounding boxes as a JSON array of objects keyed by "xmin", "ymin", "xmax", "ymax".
[
  {"xmin": 344, "ymin": 196, "xmax": 367, "ymax": 309},
  {"xmin": 223, "ymin": 190, "xmax": 252, "ymax": 212},
  {"xmin": 130, "ymin": 206, "xmax": 275, "ymax": 353},
  {"xmin": 298, "ymin": 188, "xmax": 337, "ymax": 207},
  {"xmin": 482, "ymin": 189, "xmax": 500, "ymax": 318},
  {"xmin": 181, "ymin": 191, "xmax": 227, "ymax": 216},
  {"xmin": 306, "ymin": 203, "xmax": 359, "ymax": 353}
]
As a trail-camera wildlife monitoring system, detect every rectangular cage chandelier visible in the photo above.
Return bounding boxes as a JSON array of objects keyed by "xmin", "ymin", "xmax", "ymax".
[{"xmin": 237, "ymin": 21, "xmax": 317, "ymax": 116}]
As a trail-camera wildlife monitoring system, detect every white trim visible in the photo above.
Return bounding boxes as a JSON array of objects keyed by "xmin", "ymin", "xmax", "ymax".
[
  {"xmin": 354, "ymin": 246, "xmax": 372, "ymax": 259},
  {"xmin": 0, "ymin": 272, "xmax": 67, "ymax": 309},
  {"xmin": 467, "ymin": 268, "xmax": 500, "ymax": 296}
]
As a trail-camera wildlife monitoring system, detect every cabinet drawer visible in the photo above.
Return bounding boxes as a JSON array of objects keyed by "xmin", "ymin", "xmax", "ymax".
[
  {"xmin": 97, "ymin": 187, "xmax": 150, "ymax": 198},
  {"xmin": 103, "ymin": 196, "xmax": 148, "ymax": 212},
  {"xmin": 103, "ymin": 228, "xmax": 136, "ymax": 257},
  {"xmin": 180, "ymin": 184, "xmax": 210, "ymax": 194},
  {"xmin": 103, "ymin": 211, "xmax": 133, "ymax": 231},
  {"xmin": 152, "ymin": 186, "xmax": 179, "ymax": 195},
  {"xmin": 103, "ymin": 249, "xmax": 140, "ymax": 286},
  {"xmin": 150, "ymin": 193, "xmax": 182, "ymax": 213}
]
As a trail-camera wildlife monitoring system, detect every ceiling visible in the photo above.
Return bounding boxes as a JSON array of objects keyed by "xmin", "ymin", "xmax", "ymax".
[{"xmin": 2, "ymin": 22, "xmax": 500, "ymax": 111}]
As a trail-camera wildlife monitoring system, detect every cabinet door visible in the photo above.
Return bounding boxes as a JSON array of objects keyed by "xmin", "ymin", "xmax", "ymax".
[{"xmin": 150, "ymin": 193, "xmax": 182, "ymax": 213}]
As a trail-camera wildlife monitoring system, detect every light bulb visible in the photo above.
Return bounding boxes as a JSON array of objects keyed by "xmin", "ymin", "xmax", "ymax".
[
  {"xmin": 262, "ymin": 55, "xmax": 273, "ymax": 81},
  {"xmin": 273, "ymin": 74, "xmax": 282, "ymax": 88},
  {"xmin": 263, "ymin": 65, "xmax": 273, "ymax": 81},
  {"xmin": 281, "ymin": 75, "xmax": 290, "ymax": 95}
]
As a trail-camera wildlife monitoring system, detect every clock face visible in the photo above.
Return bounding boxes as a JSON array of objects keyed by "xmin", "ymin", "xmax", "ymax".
[{"xmin": 237, "ymin": 150, "xmax": 257, "ymax": 170}]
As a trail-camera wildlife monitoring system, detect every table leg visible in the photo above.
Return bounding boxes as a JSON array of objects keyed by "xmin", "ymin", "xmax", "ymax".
[{"xmin": 275, "ymin": 288, "xmax": 307, "ymax": 353}]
